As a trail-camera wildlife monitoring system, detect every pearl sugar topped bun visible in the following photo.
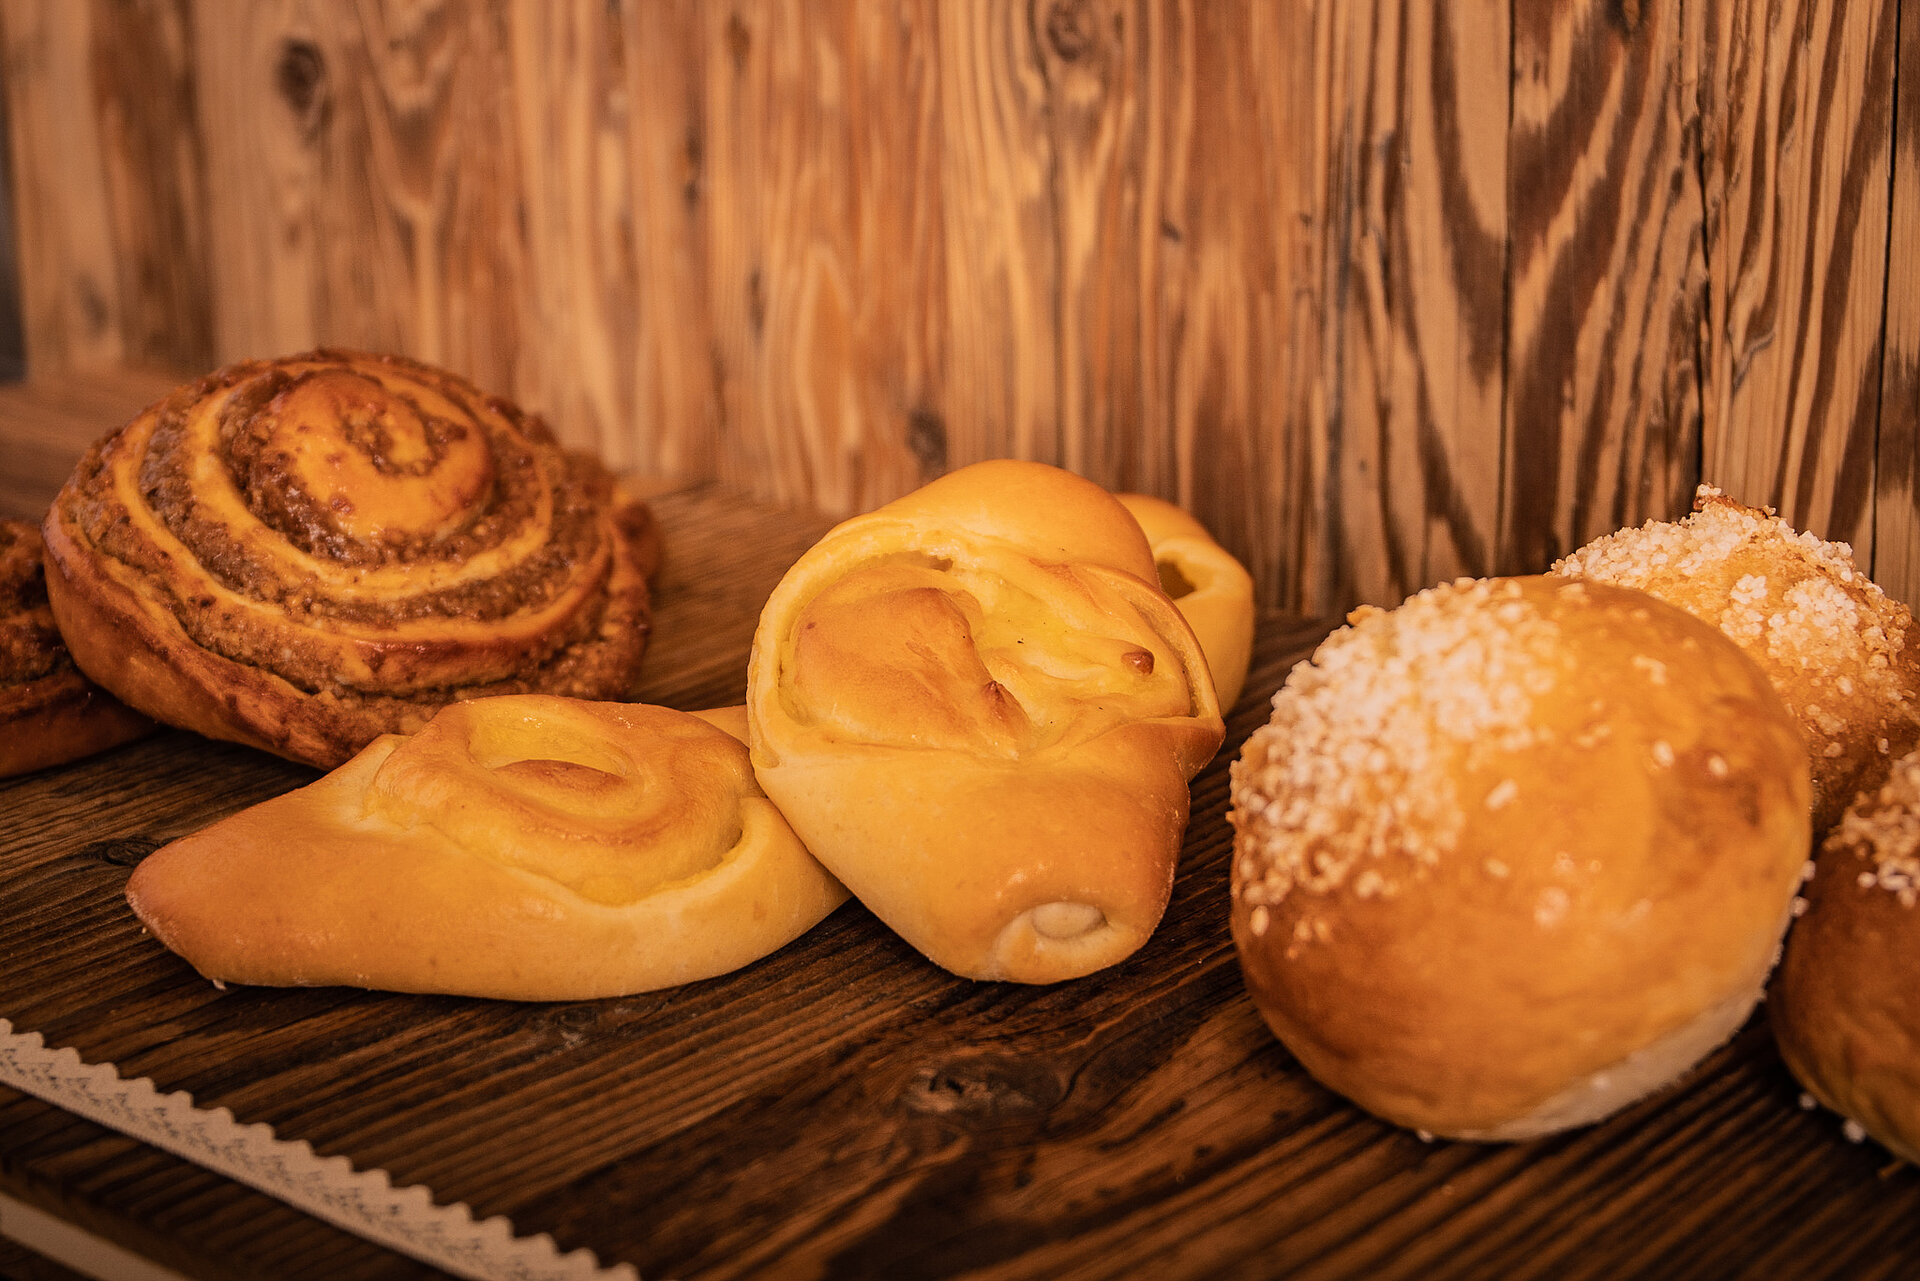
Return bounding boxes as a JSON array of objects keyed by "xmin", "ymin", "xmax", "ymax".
[
  {"xmin": 1555, "ymin": 486, "xmax": 1920, "ymax": 835},
  {"xmin": 1229, "ymin": 576, "xmax": 1811, "ymax": 1140}
]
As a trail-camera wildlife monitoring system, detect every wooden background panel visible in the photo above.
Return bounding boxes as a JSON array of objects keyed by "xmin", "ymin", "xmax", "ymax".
[
  {"xmin": 1699, "ymin": 0, "xmax": 1896, "ymax": 556},
  {"xmin": 1153, "ymin": 2, "xmax": 1321, "ymax": 613},
  {"xmin": 190, "ymin": 1, "xmax": 538, "ymax": 440},
  {"xmin": 700, "ymin": 0, "xmax": 944, "ymax": 514},
  {"xmin": 1874, "ymin": 4, "xmax": 1916, "ymax": 603},
  {"xmin": 0, "ymin": 0, "xmax": 211, "ymax": 375},
  {"xmin": 1322, "ymin": 0, "xmax": 1509, "ymax": 609},
  {"xmin": 0, "ymin": 0, "xmax": 1911, "ymax": 612},
  {"xmin": 1501, "ymin": 0, "xmax": 1707, "ymax": 576}
]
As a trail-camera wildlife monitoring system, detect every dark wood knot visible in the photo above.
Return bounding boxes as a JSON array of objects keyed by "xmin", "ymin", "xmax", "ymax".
[
  {"xmin": 907, "ymin": 409, "xmax": 948, "ymax": 479},
  {"xmin": 79, "ymin": 837, "xmax": 161, "ymax": 868},
  {"xmin": 275, "ymin": 39, "xmax": 330, "ymax": 138},
  {"xmin": 1044, "ymin": 0, "xmax": 1098, "ymax": 61},
  {"xmin": 901, "ymin": 1052, "xmax": 1064, "ymax": 1122}
]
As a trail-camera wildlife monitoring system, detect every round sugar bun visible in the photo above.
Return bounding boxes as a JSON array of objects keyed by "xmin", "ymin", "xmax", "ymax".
[
  {"xmin": 1555, "ymin": 485, "xmax": 1920, "ymax": 836},
  {"xmin": 1229, "ymin": 575, "xmax": 1812, "ymax": 1140},
  {"xmin": 1116, "ymin": 494, "xmax": 1255, "ymax": 709},
  {"xmin": 1770, "ymin": 745, "xmax": 1920, "ymax": 1164}
]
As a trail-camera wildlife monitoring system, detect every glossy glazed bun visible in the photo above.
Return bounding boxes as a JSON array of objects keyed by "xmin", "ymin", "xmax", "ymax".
[
  {"xmin": 1230, "ymin": 576, "xmax": 1811, "ymax": 1140},
  {"xmin": 1771, "ymin": 745, "xmax": 1920, "ymax": 1163},
  {"xmin": 1555, "ymin": 486, "xmax": 1920, "ymax": 835}
]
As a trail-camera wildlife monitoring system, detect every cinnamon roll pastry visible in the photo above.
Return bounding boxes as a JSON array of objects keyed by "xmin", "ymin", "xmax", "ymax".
[
  {"xmin": 0, "ymin": 518, "xmax": 151, "ymax": 776},
  {"xmin": 42, "ymin": 350, "xmax": 660, "ymax": 769},
  {"xmin": 1116, "ymin": 493, "xmax": 1255, "ymax": 709},
  {"xmin": 125, "ymin": 696, "xmax": 848, "ymax": 1000},
  {"xmin": 747, "ymin": 460, "xmax": 1225, "ymax": 983}
]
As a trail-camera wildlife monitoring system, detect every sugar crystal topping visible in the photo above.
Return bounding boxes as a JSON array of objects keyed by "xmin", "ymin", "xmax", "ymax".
[
  {"xmin": 1552, "ymin": 485, "xmax": 1915, "ymax": 742},
  {"xmin": 1230, "ymin": 578, "xmax": 1561, "ymax": 907},
  {"xmin": 1827, "ymin": 747, "xmax": 1920, "ymax": 908}
]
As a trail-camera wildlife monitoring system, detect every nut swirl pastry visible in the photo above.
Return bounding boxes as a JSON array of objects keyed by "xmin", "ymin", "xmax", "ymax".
[
  {"xmin": 747, "ymin": 460, "xmax": 1225, "ymax": 983},
  {"xmin": 0, "ymin": 518, "xmax": 151, "ymax": 776},
  {"xmin": 43, "ymin": 350, "xmax": 660, "ymax": 769},
  {"xmin": 125, "ymin": 696, "xmax": 848, "ymax": 1000}
]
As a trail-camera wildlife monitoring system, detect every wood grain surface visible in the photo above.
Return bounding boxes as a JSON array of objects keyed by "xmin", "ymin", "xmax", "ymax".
[
  {"xmin": 1876, "ymin": 5, "xmax": 1919, "ymax": 615},
  {"xmin": 1, "ymin": 0, "xmax": 1914, "ymax": 611},
  {"xmin": 0, "ymin": 365, "xmax": 183, "ymax": 521},
  {"xmin": 1501, "ymin": 0, "xmax": 1706, "ymax": 575},
  {"xmin": 4, "ymin": 479, "xmax": 1920, "ymax": 1281},
  {"xmin": 1698, "ymin": 0, "xmax": 1896, "ymax": 558}
]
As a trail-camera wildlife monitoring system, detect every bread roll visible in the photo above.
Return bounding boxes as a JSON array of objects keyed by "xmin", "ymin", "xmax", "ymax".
[
  {"xmin": 44, "ymin": 350, "xmax": 660, "ymax": 770},
  {"xmin": 747, "ymin": 460, "xmax": 1224, "ymax": 983},
  {"xmin": 1115, "ymin": 493, "xmax": 1255, "ymax": 709},
  {"xmin": 125, "ymin": 695, "xmax": 847, "ymax": 1000},
  {"xmin": 1230, "ymin": 576, "xmax": 1810, "ymax": 1140},
  {"xmin": 1555, "ymin": 485, "xmax": 1919, "ymax": 835},
  {"xmin": 0, "ymin": 518, "xmax": 151, "ymax": 776},
  {"xmin": 1770, "ymin": 745, "xmax": 1920, "ymax": 1163}
]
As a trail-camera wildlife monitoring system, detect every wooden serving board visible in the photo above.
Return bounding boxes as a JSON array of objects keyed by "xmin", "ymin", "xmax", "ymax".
[{"xmin": 4, "ymin": 487, "xmax": 1920, "ymax": 1281}]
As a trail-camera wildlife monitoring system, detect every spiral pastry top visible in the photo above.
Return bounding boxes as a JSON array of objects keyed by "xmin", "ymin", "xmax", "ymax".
[
  {"xmin": 42, "ymin": 350, "xmax": 660, "ymax": 768},
  {"xmin": 0, "ymin": 518, "xmax": 151, "ymax": 776}
]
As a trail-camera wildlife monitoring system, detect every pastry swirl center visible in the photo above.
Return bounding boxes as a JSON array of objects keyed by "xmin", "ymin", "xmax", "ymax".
[{"xmin": 227, "ymin": 369, "xmax": 497, "ymax": 551}]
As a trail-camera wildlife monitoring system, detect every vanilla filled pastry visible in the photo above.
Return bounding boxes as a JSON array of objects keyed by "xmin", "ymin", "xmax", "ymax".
[
  {"xmin": 1230, "ymin": 576, "xmax": 1810, "ymax": 1140},
  {"xmin": 747, "ymin": 460, "xmax": 1225, "ymax": 984},
  {"xmin": 44, "ymin": 350, "xmax": 660, "ymax": 770},
  {"xmin": 1555, "ymin": 486, "xmax": 1919, "ymax": 835},
  {"xmin": 1116, "ymin": 493, "xmax": 1255, "ymax": 709},
  {"xmin": 126, "ymin": 696, "xmax": 848, "ymax": 1000}
]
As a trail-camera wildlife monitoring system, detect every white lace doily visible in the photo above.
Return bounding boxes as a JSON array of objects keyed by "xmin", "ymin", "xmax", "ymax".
[{"xmin": 0, "ymin": 1020, "xmax": 638, "ymax": 1281}]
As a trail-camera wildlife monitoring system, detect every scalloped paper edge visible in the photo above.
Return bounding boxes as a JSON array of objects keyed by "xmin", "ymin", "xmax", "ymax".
[{"xmin": 0, "ymin": 1020, "xmax": 638, "ymax": 1281}]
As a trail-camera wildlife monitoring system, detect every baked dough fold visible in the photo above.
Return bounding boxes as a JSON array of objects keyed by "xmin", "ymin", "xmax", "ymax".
[
  {"xmin": 125, "ymin": 696, "xmax": 848, "ymax": 1000},
  {"xmin": 1116, "ymin": 493, "xmax": 1255, "ymax": 709},
  {"xmin": 747, "ymin": 461, "xmax": 1224, "ymax": 983}
]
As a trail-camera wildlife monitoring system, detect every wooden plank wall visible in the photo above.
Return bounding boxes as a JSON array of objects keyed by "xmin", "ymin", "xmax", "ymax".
[{"xmin": 0, "ymin": 0, "xmax": 1910, "ymax": 613}]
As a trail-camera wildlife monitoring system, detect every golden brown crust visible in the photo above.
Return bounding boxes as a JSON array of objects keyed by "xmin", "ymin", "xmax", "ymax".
[
  {"xmin": 43, "ymin": 351, "xmax": 658, "ymax": 768},
  {"xmin": 1554, "ymin": 486, "xmax": 1920, "ymax": 835},
  {"xmin": 125, "ymin": 696, "xmax": 848, "ymax": 1001},
  {"xmin": 1230, "ymin": 576, "xmax": 1811, "ymax": 1139},
  {"xmin": 748, "ymin": 460, "xmax": 1224, "ymax": 984},
  {"xmin": 0, "ymin": 518, "xmax": 151, "ymax": 777},
  {"xmin": 1771, "ymin": 747, "xmax": 1920, "ymax": 1164},
  {"xmin": 1116, "ymin": 494, "xmax": 1256, "ymax": 710}
]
